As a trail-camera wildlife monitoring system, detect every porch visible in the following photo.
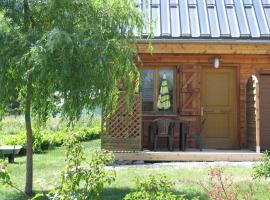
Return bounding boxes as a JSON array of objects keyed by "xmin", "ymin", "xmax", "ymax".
[
  {"xmin": 101, "ymin": 52, "xmax": 270, "ymax": 158},
  {"xmin": 114, "ymin": 149, "xmax": 262, "ymax": 162},
  {"xmin": 102, "ymin": 100, "xmax": 262, "ymax": 162}
]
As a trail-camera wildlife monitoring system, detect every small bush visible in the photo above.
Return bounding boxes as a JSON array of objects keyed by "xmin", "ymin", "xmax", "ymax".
[
  {"xmin": 189, "ymin": 168, "xmax": 257, "ymax": 200},
  {"xmin": 124, "ymin": 174, "xmax": 198, "ymax": 200},
  {"xmin": 253, "ymin": 151, "xmax": 270, "ymax": 179},
  {"xmin": 43, "ymin": 137, "xmax": 115, "ymax": 200}
]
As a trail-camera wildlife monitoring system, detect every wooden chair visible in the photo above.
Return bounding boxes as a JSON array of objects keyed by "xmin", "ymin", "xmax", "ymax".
[{"xmin": 152, "ymin": 118, "xmax": 174, "ymax": 151}]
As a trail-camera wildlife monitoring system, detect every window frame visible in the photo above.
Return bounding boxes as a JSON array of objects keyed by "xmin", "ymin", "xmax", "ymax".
[{"xmin": 141, "ymin": 66, "xmax": 177, "ymax": 115}]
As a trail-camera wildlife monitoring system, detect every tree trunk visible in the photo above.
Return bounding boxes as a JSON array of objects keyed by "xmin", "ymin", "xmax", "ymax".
[
  {"xmin": 25, "ymin": 76, "xmax": 33, "ymax": 196},
  {"xmin": 23, "ymin": 0, "xmax": 33, "ymax": 195}
]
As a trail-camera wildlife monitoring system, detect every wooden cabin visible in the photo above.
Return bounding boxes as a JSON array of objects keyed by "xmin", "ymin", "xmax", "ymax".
[{"xmin": 102, "ymin": 0, "xmax": 270, "ymax": 160}]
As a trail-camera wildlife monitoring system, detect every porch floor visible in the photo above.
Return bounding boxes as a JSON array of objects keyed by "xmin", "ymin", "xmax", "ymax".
[{"xmin": 114, "ymin": 149, "xmax": 262, "ymax": 162}]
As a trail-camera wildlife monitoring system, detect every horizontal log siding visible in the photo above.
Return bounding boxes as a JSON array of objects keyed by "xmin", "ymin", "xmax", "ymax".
[
  {"xmin": 138, "ymin": 43, "xmax": 270, "ymax": 55},
  {"xmin": 140, "ymin": 53, "xmax": 270, "ymax": 148}
]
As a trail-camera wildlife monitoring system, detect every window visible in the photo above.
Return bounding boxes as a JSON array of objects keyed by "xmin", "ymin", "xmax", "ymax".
[
  {"xmin": 141, "ymin": 69, "xmax": 154, "ymax": 111},
  {"xmin": 141, "ymin": 68, "xmax": 175, "ymax": 113}
]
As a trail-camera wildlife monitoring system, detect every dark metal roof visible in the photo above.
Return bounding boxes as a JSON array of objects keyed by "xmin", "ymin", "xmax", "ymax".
[{"xmin": 136, "ymin": 0, "xmax": 270, "ymax": 39}]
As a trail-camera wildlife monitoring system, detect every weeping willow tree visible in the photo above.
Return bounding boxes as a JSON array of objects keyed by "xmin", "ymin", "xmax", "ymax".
[{"xmin": 0, "ymin": 0, "xmax": 145, "ymax": 195}]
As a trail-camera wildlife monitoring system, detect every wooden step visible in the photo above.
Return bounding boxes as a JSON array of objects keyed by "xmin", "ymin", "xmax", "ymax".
[{"xmin": 114, "ymin": 150, "xmax": 262, "ymax": 162}]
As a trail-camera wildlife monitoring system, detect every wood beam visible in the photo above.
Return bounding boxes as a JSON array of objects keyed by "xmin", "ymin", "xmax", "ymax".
[
  {"xmin": 137, "ymin": 43, "xmax": 270, "ymax": 55},
  {"xmin": 138, "ymin": 54, "xmax": 270, "ymax": 65}
]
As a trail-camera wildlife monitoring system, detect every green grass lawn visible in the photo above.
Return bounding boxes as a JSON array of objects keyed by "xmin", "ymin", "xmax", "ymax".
[
  {"xmin": 0, "ymin": 139, "xmax": 101, "ymax": 200},
  {"xmin": 1, "ymin": 139, "xmax": 270, "ymax": 200}
]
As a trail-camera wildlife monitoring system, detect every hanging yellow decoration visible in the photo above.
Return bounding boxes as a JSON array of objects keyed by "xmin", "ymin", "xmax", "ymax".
[{"xmin": 157, "ymin": 73, "xmax": 171, "ymax": 110}]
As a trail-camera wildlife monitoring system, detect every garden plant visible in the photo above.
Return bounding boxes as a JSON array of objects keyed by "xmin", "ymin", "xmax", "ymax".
[{"xmin": 253, "ymin": 151, "xmax": 270, "ymax": 180}]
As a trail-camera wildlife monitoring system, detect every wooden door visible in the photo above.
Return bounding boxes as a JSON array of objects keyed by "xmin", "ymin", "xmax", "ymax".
[
  {"xmin": 260, "ymin": 74, "xmax": 270, "ymax": 150},
  {"xmin": 180, "ymin": 66, "xmax": 201, "ymax": 116},
  {"xmin": 202, "ymin": 68, "xmax": 237, "ymax": 149}
]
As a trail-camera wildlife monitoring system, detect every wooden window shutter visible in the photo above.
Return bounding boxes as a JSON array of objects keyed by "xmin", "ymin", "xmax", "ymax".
[{"xmin": 180, "ymin": 65, "xmax": 201, "ymax": 115}]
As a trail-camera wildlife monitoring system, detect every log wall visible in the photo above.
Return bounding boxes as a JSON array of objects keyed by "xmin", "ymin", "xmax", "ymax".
[
  {"xmin": 246, "ymin": 77, "xmax": 257, "ymax": 150},
  {"xmin": 102, "ymin": 43, "xmax": 270, "ymax": 151},
  {"xmin": 139, "ymin": 52, "xmax": 270, "ymax": 149}
]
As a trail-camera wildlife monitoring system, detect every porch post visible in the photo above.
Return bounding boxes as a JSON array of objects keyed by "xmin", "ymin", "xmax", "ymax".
[{"xmin": 254, "ymin": 75, "xmax": 260, "ymax": 153}]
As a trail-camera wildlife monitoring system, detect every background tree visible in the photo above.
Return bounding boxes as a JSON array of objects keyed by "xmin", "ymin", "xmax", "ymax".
[{"xmin": 0, "ymin": 0, "xmax": 144, "ymax": 195}]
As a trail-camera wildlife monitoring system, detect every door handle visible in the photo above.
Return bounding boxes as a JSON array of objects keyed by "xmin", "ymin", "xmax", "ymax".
[{"xmin": 201, "ymin": 107, "xmax": 204, "ymax": 116}]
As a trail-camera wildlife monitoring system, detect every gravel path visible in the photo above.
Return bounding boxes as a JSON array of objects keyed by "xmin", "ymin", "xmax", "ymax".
[{"xmin": 111, "ymin": 161, "xmax": 258, "ymax": 169}]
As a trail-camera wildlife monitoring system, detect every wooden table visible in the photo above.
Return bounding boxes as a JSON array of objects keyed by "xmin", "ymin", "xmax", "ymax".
[
  {"xmin": 0, "ymin": 145, "xmax": 22, "ymax": 163},
  {"xmin": 142, "ymin": 119, "xmax": 190, "ymax": 151}
]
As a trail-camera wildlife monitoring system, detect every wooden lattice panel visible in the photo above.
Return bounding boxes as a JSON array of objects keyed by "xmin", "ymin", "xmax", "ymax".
[{"xmin": 102, "ymin": 92, "xmax": 142, "ymax": 151}]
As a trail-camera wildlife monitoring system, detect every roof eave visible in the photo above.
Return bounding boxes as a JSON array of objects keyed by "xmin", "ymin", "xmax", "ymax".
[{"xmin": 137, "ymin": 38, "xmax": 270, "ymax": 45}]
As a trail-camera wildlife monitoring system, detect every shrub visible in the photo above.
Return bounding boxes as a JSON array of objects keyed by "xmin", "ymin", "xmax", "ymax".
[
  {"xmin": 0, "ymin": 114, "xmax": 101, "ymax": 146},
  {"xmin": 253, "ymin": 151, "xmax": 270, "ymax": 179},
  {"xmin": 4, "ymin": 131, "xmax": 26, "ymax": 146},
  {"xmin": 44, "ymin": 136, "xmax": 115, "ymax": 200},
  {"xmin": 189, "ymin": 168, "xmax": 257, "ymax": 200},
  {"xmin": 74, "ymin": 127, "xmax": 100, "ymax": 141},
  {"xmin": 4, "ymin": 126, "xmax": 101, "ymax": 153},
  {"xmin": 124, "ymin": 174, "xmax": 198, "ymax": 200},
  {"xmin": 32, "ymin": 130, "xmax": 44, "ymax": 153}
]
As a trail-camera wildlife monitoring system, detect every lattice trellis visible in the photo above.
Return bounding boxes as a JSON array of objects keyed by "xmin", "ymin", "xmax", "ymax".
[{"xmin": 101, "ymin": 92, "xmax": 142, "ymax": 151}]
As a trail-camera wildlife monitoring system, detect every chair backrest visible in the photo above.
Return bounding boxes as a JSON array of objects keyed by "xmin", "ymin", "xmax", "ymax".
[
  {"xmin": 188, "ymin": 117, "xmax": 206, "ymax": 133},
  {"xmin": 152, "ymin": 118, "xmax": 174, "ymax": 136}
]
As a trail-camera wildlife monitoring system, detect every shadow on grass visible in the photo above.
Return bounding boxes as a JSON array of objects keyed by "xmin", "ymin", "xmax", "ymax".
[
  {"xmin": 0, "ymin": 190, "xmax": 28, "ymax": 200},
  {"xmin": 100, "ymin": 187, "xmax": 135, "ymax": 200},
  {"xmin": 173, "ymin": 190, "xmax": 209, "ymax": 200},
  {"xmin": 9, "ymin": 160, "xmax": 26, "ymax": 165},
  {"xmin": 0, "ymin": 188, "xmax": 209, "ymax": 200},
  {"xmin": 100, "ymin": 187, "xmax": 208, "ymax": 200},
  {"xmin": 2, "ymin": 188, "xmax": 134, "ymax": 200},
  {"xmin": 0, "ymin": 159, "xmax": 25, "ymax": 165},
  {"xmin": 0, "ymin": 189, "xmax": 51, "ymax": 200}
]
